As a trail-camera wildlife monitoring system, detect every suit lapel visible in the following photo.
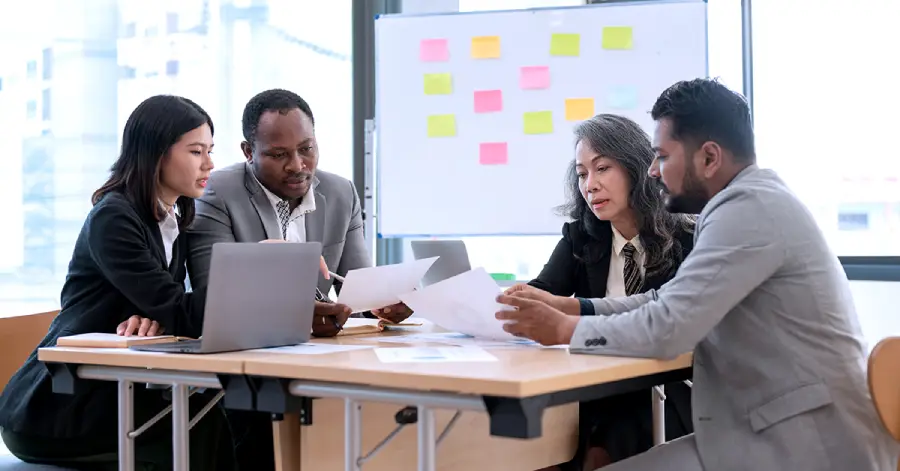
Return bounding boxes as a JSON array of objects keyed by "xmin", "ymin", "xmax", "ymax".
[
  {"xmin": 243, "ymin": 164, "xmax": 282, "ymax": 239},
  {"xmin": 305, "ymin": 189, "xmax": 326, "ymax": 243},
  {"xmin": 149, "ymin": 224, "xmax": 168, "ymax": 269},
  {"xmin": 585, "ymin": 222, "xmax": 613, "ymax": 298}
]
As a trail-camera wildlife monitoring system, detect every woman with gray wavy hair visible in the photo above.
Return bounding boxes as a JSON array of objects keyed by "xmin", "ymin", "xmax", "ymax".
[{"xmin": 519, "ymin": 114, "xmax": 695, "ymax": 470}]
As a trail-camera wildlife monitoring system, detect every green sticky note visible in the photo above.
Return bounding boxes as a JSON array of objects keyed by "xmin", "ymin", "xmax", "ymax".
[
  {"xmin": 550, "ymin": 33, "xmax": 580, "ymax": 57},
  {"xmin": 423, "ymin": 73, "xmax": 452, "ymax": 95},
  {"xmin": 602, "ymin": 26, "xmax": 633, "ymax": 50},
  {"xmin": 427, "ymin": 114, "xmax": 456, "ymax": 137},
  {"xmin": 523, "ymin": 111, "xmax": 553, "ymax": 135}
]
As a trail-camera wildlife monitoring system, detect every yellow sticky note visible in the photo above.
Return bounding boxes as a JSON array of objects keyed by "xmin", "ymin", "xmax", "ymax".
[
  {"xmin": 523, "ymin": 111, "xmax": 553, "ymax": 135},
  {"xmin": 423, "ymin": 73, "xmax": 452, "ymax": 95},
  {"xmin": 471, "ymin": 36, "xmax": 501, "ymax": 59},
  {"xmin": 565, "ymin": 98, "xmax": 595, "ymax": 121},
  {"xmin": 602, "ymin": 26, "xmax": 633, "ymax": 50},
  {"xmin": 550, "ymin": 33, "xmax": 580, "ymax": 57},
  {"xmin": 427, "ymin": 114, "xmax": 456, "ymax": 138}
]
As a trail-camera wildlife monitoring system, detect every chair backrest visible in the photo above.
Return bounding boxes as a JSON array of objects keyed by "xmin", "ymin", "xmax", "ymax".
[
  {"xmin": 868, "ymin": 336, "xmax": 900, "ymax": 443},
  {"xmin": 0, "ymin": 310, "xmax": 58, "ymax": 393}
]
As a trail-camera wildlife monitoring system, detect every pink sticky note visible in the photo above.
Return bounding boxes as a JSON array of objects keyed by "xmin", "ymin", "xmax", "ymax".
[
  {"xmin": 420, "ymin": 39, "xmax": 449, "ymax": 62},
  {"xmin": 520, "ymin": 66, "xmax": 550, "ymax": 90},
  {"xmin": 474, "ymin": 90, "xmax": 503, "ymax": 113},
  {"xmin": 479, "ymin": 142, "xmax": 508, "ymax": 165}
]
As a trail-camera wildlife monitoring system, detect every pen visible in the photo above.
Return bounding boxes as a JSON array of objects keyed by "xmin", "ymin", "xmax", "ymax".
[
  {"xmin": 328, "ymin": 271, "xmax": 345, "ymax": 283},
  {"xmin": 315, "ymin": 287, "xmax": 343, "ymax": 332}
]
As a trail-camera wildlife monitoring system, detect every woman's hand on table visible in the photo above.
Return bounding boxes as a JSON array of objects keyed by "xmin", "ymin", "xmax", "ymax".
[
  {"xmin": 116, "ymin": 315, "xmax": 164, "ymax": 337},
  {"xmin": 371, "ymin": 302, "xmax": 414, "ymax": 324},
  {"xmin": 312, "ymin": 301, "xmax": 352, "ymax": 338}
]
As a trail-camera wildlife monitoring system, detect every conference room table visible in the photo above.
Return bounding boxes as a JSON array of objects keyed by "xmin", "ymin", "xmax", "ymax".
[{"xmin": 39, "ymin": 323, "xmax": 692, "ymax": 471}]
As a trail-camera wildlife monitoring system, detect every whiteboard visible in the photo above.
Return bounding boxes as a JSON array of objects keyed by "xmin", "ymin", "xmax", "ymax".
[{"xmin": 375, "ymin": 0, "xmax": 708, "ymax": 237}]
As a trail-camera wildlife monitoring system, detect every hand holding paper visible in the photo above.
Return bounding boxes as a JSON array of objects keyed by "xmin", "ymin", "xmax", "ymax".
[{"xmin": 336, "ymin": 257, "xmax": 438, "ymax": 313}]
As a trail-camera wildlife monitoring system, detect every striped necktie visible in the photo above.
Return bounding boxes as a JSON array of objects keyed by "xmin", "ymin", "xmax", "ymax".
[
  {"xmin": 622, "ymin": 242, "xmax": 643, "ymax": 296},
  {"xmin": 276, "ymin": 200, "xmax": 291, "ymax": 239}
]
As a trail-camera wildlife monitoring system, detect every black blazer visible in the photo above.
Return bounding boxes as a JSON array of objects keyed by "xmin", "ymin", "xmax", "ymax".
[
  {"xmin": 529, "ymin": 219, "xmax": 695, "ymax": 463},
  {"xmin": 0, "ymin": 192, "xmax": 206, "ymax": 439},
  {"xmin": 529, "ymin": 219, "xmax": 694, "ymax": 299}
]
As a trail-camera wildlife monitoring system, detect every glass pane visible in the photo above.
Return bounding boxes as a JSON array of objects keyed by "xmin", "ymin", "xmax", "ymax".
[
  {"xmin": 0, "ymin": 0, "xmax": 352, "ymax": 314},
  {"xmin": 400, "ymin": 0, "xmax": 742, "ymax": 281},
  {"xmin": 752, "ymin": 0, "xmax": 900, "ymax": 255}
]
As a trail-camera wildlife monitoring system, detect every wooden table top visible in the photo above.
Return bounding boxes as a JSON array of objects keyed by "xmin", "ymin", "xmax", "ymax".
[{"xmin": 38, "ymin": 322, "xmax": 692, "ymax": 397}]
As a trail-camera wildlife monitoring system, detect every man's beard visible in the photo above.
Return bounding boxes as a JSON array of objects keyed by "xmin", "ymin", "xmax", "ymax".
[{"xmin": 663, "ymin": 169, "xmax": 708, "ymax": 214}]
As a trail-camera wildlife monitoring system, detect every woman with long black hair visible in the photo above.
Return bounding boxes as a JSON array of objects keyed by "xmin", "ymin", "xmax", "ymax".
[{"xmin": 0, "ymin": 95, "xmax": 230, "ymax": 470}]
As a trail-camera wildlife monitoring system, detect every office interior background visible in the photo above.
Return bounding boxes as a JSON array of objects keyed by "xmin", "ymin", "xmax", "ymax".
[{"xmin": 0, "ymin": 0, "xmax": 897, "ymax": 346}]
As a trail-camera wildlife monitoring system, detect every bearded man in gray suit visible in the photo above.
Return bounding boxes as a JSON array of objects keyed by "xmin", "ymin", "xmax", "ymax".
[{"xmin": 497, "ymin": 79, "xmax": 897, "ymax": 471}]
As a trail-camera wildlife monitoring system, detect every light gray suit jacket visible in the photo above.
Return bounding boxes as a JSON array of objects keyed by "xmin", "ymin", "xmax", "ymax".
[
  {"xmin": 571, "ymin": 165, "xmax": 897, "ymax": 470},
  {"xmin": 186, "ymin": 162, "xmax": 372, "ymax": 295}
]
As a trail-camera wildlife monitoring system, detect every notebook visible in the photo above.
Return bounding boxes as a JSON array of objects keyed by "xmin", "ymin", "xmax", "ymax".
[
  {"xmin": 337, "ymin": 318, "xmax": 425, "ymax": 337},
  {"xmin": 57, "ymin": 333, "xmax": 187, "ymax": 348}
]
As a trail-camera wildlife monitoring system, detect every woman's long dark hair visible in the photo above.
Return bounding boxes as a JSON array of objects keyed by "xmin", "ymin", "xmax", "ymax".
[
  {"xmin": 558, "ymin": 114, "xmax": 695, "ymax": 279},
  {"xmin": 92, "ymin": 95, "xmax": 213, "ymax": 229}
]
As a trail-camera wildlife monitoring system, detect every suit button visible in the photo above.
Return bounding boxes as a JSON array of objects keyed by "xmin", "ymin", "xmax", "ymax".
[
  {"xmin": 585, "ymin": 339, "xmax": 594, "ymax": 347},
  {"xmin": 597, "ymin": 337, "xmax": 607, "ymax": 346}
]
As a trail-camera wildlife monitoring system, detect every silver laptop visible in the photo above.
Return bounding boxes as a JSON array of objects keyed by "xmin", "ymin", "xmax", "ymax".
[
  {"xmin": 410, "ymin": 240, "xmax": 472, "ymax": 286},
  {"xmin": 132, "ymin": 242, "xmax": 320, "ymax": 354}
]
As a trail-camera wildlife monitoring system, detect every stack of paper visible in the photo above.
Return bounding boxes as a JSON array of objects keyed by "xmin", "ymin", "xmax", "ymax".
[{"xmin": 399, "ymin": 268, "xmax": 518, "ymax": 341}]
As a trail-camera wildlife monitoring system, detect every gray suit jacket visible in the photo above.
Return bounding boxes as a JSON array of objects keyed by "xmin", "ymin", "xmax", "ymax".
[
  {"xmin": 571, "ymin": 166, "xmax": 897, "ymax": 470},
  {"xmin": 186, "ymin": 162, "xmax": 372, "ymax": 294}
]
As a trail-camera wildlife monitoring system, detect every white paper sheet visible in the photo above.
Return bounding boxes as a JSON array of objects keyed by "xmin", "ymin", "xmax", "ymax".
[
  {"xmin": 374, "ymin": 346, "xmax": 497, "ymax": 363},
  {"xmin": 254, "ymin": 343, "xmax": 373, "ymax": 355},
  {"xmin": 398, "ymin": 267, "xmax": 518, "ymax": 341},
  {"xmin": 373, "ymin": 332, "xmax": 567, "ymax": 349},
  {"xmin": 336, "ymin": 257, "xmax": 438, "ymax": 312}
]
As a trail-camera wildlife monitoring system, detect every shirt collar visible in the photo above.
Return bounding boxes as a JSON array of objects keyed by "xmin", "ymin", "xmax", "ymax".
[
  {"xmin": 253, "ymin": 172, "xmax": 317, "ymax": 215},
  {"xmin": 611, "ymin": 224, "xmax": 643, "ymax": 256},
  {"xmin": 158, "ymin": 200, "xmax": 179, "ymax": 224}
]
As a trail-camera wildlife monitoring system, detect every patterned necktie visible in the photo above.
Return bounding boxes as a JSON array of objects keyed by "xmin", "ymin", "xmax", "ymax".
[
  {"xmin": 276, "ymin": 200, "xmax": 291, "ymax": 239},
  {"xmin": 622, "ymin": 242, "xmax": 643, "ymax": 296}
]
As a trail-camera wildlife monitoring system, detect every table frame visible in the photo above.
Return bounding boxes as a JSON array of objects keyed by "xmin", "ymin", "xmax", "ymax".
[
  {"xmin": 46, "ymin": 360, "xmax": 690, "ymax": 471},
  {"xmin": 249, "ymin": 368, "xmax": 690, "ymax": 471}
]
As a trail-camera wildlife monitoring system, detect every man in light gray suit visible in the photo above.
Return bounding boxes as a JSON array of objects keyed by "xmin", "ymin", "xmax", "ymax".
[
  {"xmin": 496, "ymin": 79, "xmax": 897, "ymax": 470},
  {"xmin": 187, "ymin": 89, "xmax": 412, "ymax": 329}
]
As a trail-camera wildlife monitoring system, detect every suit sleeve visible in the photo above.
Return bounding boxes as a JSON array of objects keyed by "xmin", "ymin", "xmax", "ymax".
[
  {"xmin": 86, "ymin": 202, "xmax": 206, "ymax": 338},
  {"xmin": 186, "ymin": 189, "xmax": 236, "ymax": 291},
  {"xmin": 528, "ymin": 223, "xmax": 579, "ymax": 296},
  {"xmin": 570, "ymin": 190, "xmax": 785, "ymax": 359},
  {"xmin": 335, "ymin": 180, "xmax": 372, "ymax": 294}
]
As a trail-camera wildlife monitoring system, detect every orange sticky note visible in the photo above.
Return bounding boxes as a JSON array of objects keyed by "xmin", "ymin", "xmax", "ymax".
[
  {"xmin": 479, "ymin": 142, "xmax": 508, "ymax": 165},
  {"xmin": 565, "ymin": 98, "xmax": 595, "ymax": 121},
  {"xmin": 471, "ymin": 36, "xmax": 501, "ymax": 59},
  {"xmin": 474, "ymin": 90, "xmax": 503, "ymax": 113}
]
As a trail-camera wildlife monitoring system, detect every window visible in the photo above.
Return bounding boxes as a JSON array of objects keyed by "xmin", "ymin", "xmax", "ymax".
[
  {"xmin": 0, "ymin": 0, "xmax": 352, "ymax": 314},
  {"xmin": 400, "ymin": 0, "xmax": 744, "ymax": 281}
]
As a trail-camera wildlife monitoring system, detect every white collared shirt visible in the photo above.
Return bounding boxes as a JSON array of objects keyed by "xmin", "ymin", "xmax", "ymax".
[
  {"xmin": 606, "ymin": 225, "xmax": 646, "ymax": 298},
  {"xmin": 158, "ymin": 202, "xmax": 179, "ymax": 267},
  {"xmin": 256, "ymin": 178, "xmax": 317, "ymax": 243}
]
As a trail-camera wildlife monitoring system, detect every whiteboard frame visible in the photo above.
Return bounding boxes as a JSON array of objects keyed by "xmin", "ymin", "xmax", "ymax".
[{"xmin": 373, "ymin": 0, "xmax": 709, "ymax": 239}]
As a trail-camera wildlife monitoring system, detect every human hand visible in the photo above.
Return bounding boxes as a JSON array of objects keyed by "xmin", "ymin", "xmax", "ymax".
[
  {"xmin": 371, "ymin": 302, "xmax": 414, "ymax": 324},
  {"xmin": 260, "ymin": 240, "xmax": 331, "ymax": 280},
  {"xmin": 494, "ymin": 294, "xmax": 579, "ymax": 346},
  {"xmin": 116, "ymin": 315, "xmax": 165, "ymax": 337},
  {"xmin": 312, "ymin": 301, "xmax": 352, "ymax": 337},
  {"xmin": 505, "ymin": 283, "xmax": 580, "ymax": 316}
]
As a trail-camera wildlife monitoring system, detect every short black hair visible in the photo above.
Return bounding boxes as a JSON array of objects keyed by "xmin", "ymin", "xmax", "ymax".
[
  {"xmin": 93, "ymin": 95, "xmax": 213, "ymax": 228},
  {"xmin": 651, "ymin": 78, "xmax": 755, "ymax": 163},
  {"xmin": 241, "ymin": 89, "xmax": 314, "ymax": 143}
]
